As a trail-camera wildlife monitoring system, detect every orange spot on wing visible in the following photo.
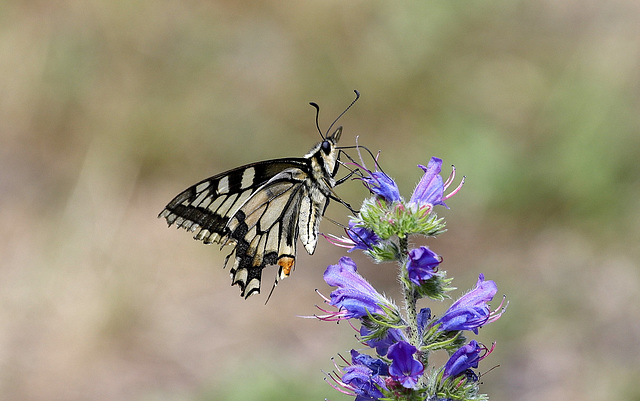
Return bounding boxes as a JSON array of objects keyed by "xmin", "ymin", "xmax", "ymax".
[{"xmin": 278, "ymin": 256, "xmax": 295, "ymax": 277}]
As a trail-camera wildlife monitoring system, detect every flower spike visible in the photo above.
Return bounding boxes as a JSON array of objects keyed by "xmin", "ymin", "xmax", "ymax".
[{"xmin": 308, "ymin": 153, "xmax": 503, "ymax": 401}]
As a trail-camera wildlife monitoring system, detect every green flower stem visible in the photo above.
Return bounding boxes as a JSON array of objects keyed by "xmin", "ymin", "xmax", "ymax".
[
  {"xmin": 398, "ymin": 235, "xmax": 418, "ymax": 345},
  {"xmin": 402, "ymin": 278, "xmax": 418, "ymax": 344},
  {"xmin": 398, "ymin": 234, "xmax": 430, "ymax": 389}
]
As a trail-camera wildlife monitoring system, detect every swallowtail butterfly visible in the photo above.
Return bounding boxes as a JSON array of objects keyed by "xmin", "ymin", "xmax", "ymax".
[{"xmin": 159, "ymin": 91, "xmax": 360, "ymax": 298}]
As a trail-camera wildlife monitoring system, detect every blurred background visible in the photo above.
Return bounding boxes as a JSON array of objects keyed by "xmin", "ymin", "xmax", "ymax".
[{"xmin": 1, "ymin": 0, "xmax": 639, "ymax": 400}]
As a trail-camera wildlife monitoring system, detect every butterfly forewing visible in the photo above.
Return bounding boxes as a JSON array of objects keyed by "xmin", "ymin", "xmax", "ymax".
[
  {"xmin": 160, "ymin": 160, "xmax": 308, "ymax": 243},
  {"xmin": 159, "ymin": 127, "xmax": 343, "ymax": 298}
]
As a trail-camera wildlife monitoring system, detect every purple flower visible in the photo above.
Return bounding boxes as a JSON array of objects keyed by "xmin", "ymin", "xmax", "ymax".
[
  {"xmin": 345, "ymin": 221, "xmax": 380, "ymax": 252},
  {"xmin": 321, "ymin": 257, "xmax": 390, "ymax": 320},
  {"xmin": 351, "ymin": 350, "xmax": 389, "ymax": 376},
  {"xmin": 417, "ymin": 307, "xmax": 431, "ymax": 338},
  {"xmin": 443, "ymin": 340, "xmax": 494, "ymax": 379},
  {"xmin": 338, "ymin": 365, "xmax": 386, "ymax": 401},
  {"xmin": 348, "ymin": 145, "xmax": 401, "ymax": 203},
  {"xmin": 360, "ymin": 326, "xmax": 407, "ymax": 357},
  {"xmin": 361, "ymin": 170, "xmax": 401, "ymax": 203},
  {"xmin": 406, "ymin": 246, "xmax": 442, "ymax": 285},
  {"xmin": 387, "ymin": 341, "xmax": 424, "ymax": 389},
  {"xmin": 410, "ymin": 157, "xmax": 464, "ymax": 209},
  {"xmin": 433, "ymin": 274, "xmax": 504, "ymax": 334},
  {"xmin": 348, "ymin": 222, "xmax": 380, "ymax": 252},
  {"xmin": 323, "ymin": 221, "xmax": 380, "ymax": 253},
  {"xmin": 328, "ymin": 355, "xmax": 387, "ymax": 401}
]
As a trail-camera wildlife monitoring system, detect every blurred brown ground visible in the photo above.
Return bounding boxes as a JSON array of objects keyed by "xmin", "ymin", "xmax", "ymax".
[{"xmin": 1, "ymin": 1, "xmax": 640, "ymax": 400}]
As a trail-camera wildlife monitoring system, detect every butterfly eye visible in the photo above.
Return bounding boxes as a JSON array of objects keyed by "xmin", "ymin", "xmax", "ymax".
[{"xmin": 321, "ymin": 140, "xmax": 332, "ymax": 154}]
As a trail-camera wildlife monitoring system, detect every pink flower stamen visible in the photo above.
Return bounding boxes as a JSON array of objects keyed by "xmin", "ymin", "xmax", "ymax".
[
  {"xmin": 443, "ymin": 165, "xmax": 456, "ymax": 188},
  {"xmin": 480, "ymin": 342, "xmax": 496, "ymax": 361},
  {"xmin": 322, "ymin": 232, "xmax": 356, "ymax": 249},
  {"xmin": 443, "ymin": 174, "xmax": 465, "ymax": 201},
  {"xmin": 487, "ymin": 295, "xmax": 508, "ymax": 324},
  {"xmin": 324, "ymin": 373, "xmax": 355, "ymax": 396}
]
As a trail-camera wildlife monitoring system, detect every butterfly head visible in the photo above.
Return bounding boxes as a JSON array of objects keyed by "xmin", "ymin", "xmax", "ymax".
[
  {"xmin": 322, "ymin": 126, "xmax": 342, "ymax": 153},
  {"xmin": 314, "ymin": 126, "xmax": 341, "ymax": 178}
]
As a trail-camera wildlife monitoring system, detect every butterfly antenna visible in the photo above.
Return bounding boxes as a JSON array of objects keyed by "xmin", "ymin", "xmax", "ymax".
[
  {"xmin": 325, "ymin": 89, "xmax": 360, "ymax": 137},
  {"xmin": 309, "ymin": 101, "xmax": 324, "ymax": 139}
]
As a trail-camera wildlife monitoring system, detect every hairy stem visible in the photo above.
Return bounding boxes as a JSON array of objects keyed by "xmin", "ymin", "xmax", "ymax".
[
  {"xmin": 398, "ymin": 234, "xmax": 429, "ymax": 388},
  {"xmin": 398, "ymin": 235, "xmax": 418, "ymax": 345}
]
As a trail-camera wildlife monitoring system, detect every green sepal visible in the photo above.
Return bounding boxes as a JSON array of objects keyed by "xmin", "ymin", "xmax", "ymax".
[
  {"xmin": 357, "ymin": 197, "xmax": 448, "ymax": 241},
  {"xmin": 366, "ymin": 240, "xmax": 401, "ymax": 263},
  {"xmin": 360, "ymin": 302, "xmax": 406, "ymax": 344},
  {"xmin": 421, "ymin": 324, "xmax": 467, "ymax": 353},
  {"xmin": 424, "ymin": 367, "xmax": 489, "ymax": 401},
  {"xmin": 412, "ymin": 271, "xmax": 455, "ymax": 301}
]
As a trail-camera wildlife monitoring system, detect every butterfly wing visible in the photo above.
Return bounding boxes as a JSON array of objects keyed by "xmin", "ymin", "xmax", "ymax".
[
  {"xmin": 159, "ymin": 159, "xmax": 325, "ymax": 297},
  {"xmin": 160, "ymin": 127, "xmax": 343, "ymax": 298},
  {"xmin": 224, "ymin": 166, "xmax": 327, "ymax": 297},
  {"xmin": 159, "ymin": 159, "xmax": 308, "ymax": 242}
]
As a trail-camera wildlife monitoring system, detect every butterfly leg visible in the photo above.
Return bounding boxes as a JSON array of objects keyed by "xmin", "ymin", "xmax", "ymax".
[
  {"xmin": 335, "ymin": 168, "xmax": 361, "ymax": 185},
  {"xmin": 327, "ymin": 192, "xmax": 359, "ymax": 215}
]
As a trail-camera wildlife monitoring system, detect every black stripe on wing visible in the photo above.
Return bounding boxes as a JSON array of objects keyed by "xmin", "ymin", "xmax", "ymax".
[
  {"xmin": 158, "ymin": 159, "xmax": 309, "ymax": 244},
  {"xmin": 225, "ymin": 169, "xmax": 309, "ymax": 298}
]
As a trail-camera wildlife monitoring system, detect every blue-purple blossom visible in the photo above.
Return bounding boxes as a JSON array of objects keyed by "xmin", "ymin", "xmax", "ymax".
[
  {"xmin": 432, "ymin": 274, "xmax": 503, "ymax": 334},
  {"xmin": 351, "ymin": 350, "xmax": 389, "ymax": 376},
  {"xmin": 361, "ymin": 170, "xmax": 401, "ymax": 203},
  {"xmin": 337, "ymin": 363, "xmax": 386, "ymax": 401},
  {"xmin": 406, "ymin": 246, "xmax": 442, "ymax": 285},
  {"xmin": 442, "ymin": 340, "xmax": 494, "ymax": 380},
  {"xmin": 387, "ymin": 341, "xmax": 424, "ymax": 389},
  {"xmin": 417, "ymin": 307, "xmax": 431, "ymax": 338},
  {"xmin": 410, "ymin": 157, "xmax": 464, "ymax": 209},
  {"xmin": 322, "ymin": 257, "xmax": 389, "ymax": 319},
  {"xmin": 327, "ymin": 351, "xmax": 389, "ymax": 400},
  {"xmin": 360, "ymin": 326, "xmax": 407, "ymax": 357},
  {"xmin": 322, "ymin": 221, "xmax": 380, "ymax": 253},
  {"xmin": 347, "ymin": 221, "xmax": 380, "ymax": 252},
  {"xmin": 348, "ymin": 146, "xmax": 400, "ymax": 203}
]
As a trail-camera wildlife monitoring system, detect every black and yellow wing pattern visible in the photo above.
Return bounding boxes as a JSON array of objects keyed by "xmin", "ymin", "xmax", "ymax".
[{"xmin": 159, "ymin": 128, "xmax": 343, "ymax": 298}]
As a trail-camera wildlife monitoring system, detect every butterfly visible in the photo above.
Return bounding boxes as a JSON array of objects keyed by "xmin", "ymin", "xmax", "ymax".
[{"xmin": 159, "ymin": 91, "xmax": 361, "ymax": 298}]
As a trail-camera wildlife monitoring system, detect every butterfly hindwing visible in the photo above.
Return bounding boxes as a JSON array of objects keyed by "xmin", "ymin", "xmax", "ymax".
[{"xmin": 226, "ymin": 172, "xmax": 309, "ymax": 297}]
